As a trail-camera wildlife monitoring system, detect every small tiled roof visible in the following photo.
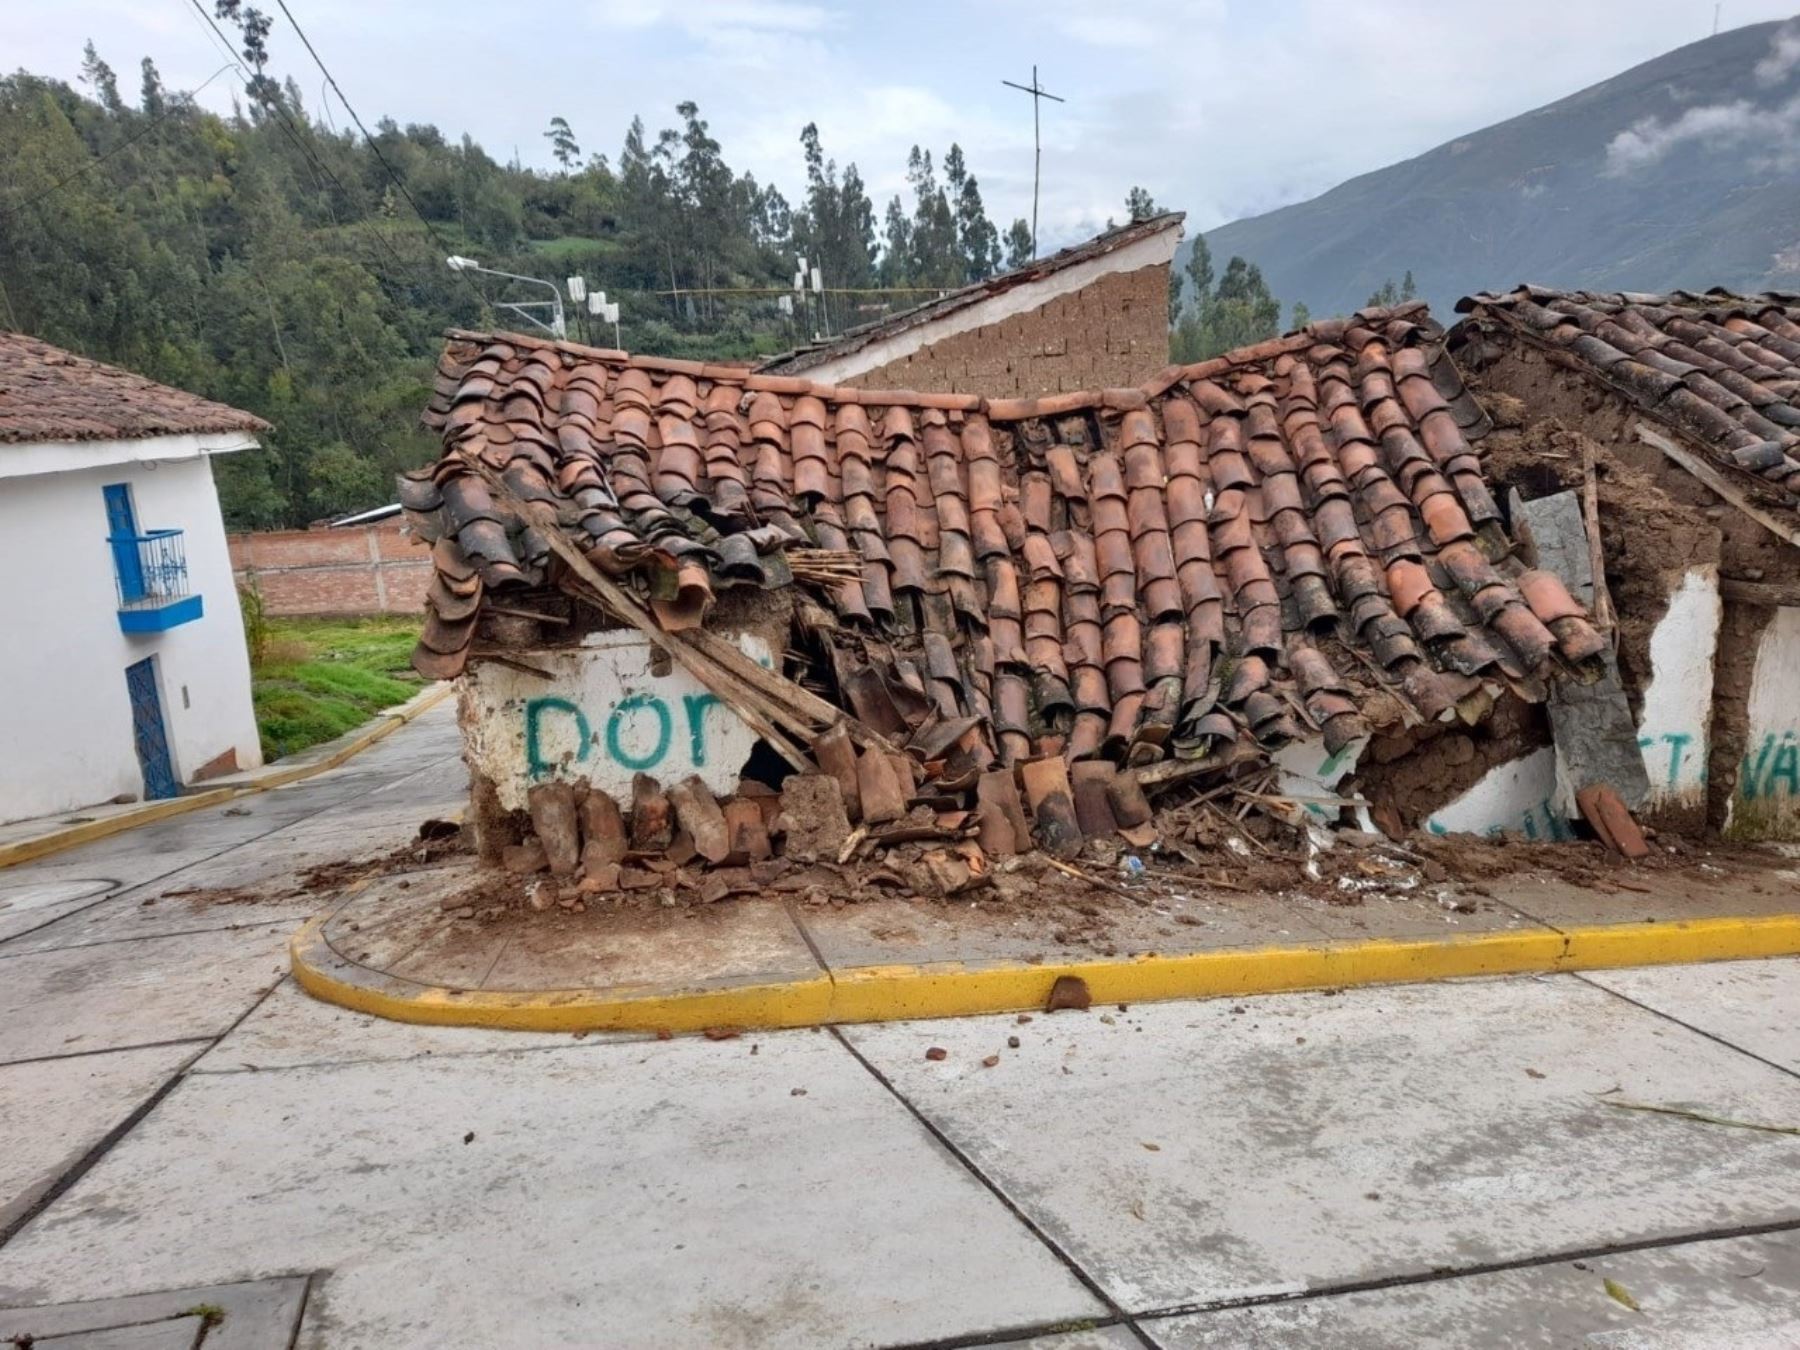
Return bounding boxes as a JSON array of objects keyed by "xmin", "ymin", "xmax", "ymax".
[
  {"xmin": 406, "ymin": 304, "xmax": 1604, "ymax": 768},
  {"xmin": 1455, "ymin": 287, "xmax": 1800, "ymax": 508},
  {"xmin": 758, "ymin": 212, "xmax": 1184, "ymax": 377},
  {"xmin": 0, "ymin": 332, "xmax": 268, "ymax": 445}
]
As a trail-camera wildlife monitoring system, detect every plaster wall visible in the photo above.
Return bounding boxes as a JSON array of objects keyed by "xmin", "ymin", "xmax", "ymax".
[
  {"xmin": 461, "ymin": 629, "xmax": 774, "ymax": 812},
  {"xmin": 1635, "ymin": 567, "xmax": 1721, "ymax": 819},
  {"xmin": 1425, "ymin": 747, "xmax": 1571, "ymax": 841},
  {"xmin": 1727, "ymin": 606, "xmax": 1800, "ymax": 839},
  {"xmin": 0, "ymin": 445, "xmax": 263, "ymax": 822}
]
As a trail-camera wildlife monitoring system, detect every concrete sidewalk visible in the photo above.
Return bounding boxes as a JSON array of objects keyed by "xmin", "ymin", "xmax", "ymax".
[
  {"xmin": 2, "ymin": 707, "xmax": 1799, "ymax": 1347},
  {"xmin": 0, "ymin": 683, "xmax": 451, "ymax": 869}
]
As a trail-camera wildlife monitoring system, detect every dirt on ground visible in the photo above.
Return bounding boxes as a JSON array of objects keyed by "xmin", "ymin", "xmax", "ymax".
[
  {"xmin": 299, "ymin": 792, "xmax": 1800, "ymax": 972},
  {"xmin": 148, "ymin": 825, "xmax": 469, "ymax": 911}
]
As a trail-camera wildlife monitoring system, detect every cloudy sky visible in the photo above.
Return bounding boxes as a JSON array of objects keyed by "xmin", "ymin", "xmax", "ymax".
[{"xmin": 13, "ymin": 0, "xmax": 1800, "ymax": 247}]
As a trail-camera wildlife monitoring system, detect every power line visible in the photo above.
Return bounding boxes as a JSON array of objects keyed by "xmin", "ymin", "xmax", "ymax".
[
  {"xmin": 0, "ymin": 63, "xmax": 237, "ymax": 222},
  {"xmin": 181, "ymin": 0, "xmax": 428, "ymax": 295},
  {"xmin": 647, "ymin": 284, "xmax": 954, "ymax": 297},
  {"xmin": 270, "ymin": 0, "xmax": 488, "ymax": 311}
]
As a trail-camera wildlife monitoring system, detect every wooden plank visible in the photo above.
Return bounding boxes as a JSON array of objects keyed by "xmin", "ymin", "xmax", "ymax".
[
  {"xmin": 1720, "ymin": 577, "xmax": 1800, "ymax": 608},
  {"xmin": 1580, "ymin": 437, "xmax": 1616, "ymax": 635},
  {"xmin": 1636, "ymin": 424, "xmax": 1800, "ymax": 549}
]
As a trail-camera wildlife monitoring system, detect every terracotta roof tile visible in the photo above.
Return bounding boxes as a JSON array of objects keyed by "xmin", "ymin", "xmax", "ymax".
[
  {"xmin": 0, "ymin": 331, "xmax": 268, "ymax": 445},
  {"xmin": 408, "ymin": 304, "xmax": 1602, "ymax": 772},
  {"xmin": 1455, "ymin": 287, "xmax": 1800, "ymax": 508}
]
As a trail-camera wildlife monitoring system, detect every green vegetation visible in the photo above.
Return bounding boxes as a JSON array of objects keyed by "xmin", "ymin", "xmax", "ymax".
[
  {"xmin": 250, "ymin": 616, "xmax": 421, "ymax": 761},
  {"xmin": 2, "ymin": 17, "xmax": 1026, "ymax": 531},
  {"xmin": 1170, "ymin": 228, "xmax": 1284, "ymax": 362},
  {"xmin": 1366, "ymin": 272, "xmax": 1418, "ymax": 308}
]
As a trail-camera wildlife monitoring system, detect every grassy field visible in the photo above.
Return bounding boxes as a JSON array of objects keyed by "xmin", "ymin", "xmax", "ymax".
[{"xmin": 251, "ymin": 616, "xmax": 424, "ymax": 762}]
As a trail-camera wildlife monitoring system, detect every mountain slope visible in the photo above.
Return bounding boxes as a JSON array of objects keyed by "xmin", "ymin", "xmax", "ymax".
[{"xmin": 1192, "ymin": 20, "xmax": 1800, "ymax": 320}]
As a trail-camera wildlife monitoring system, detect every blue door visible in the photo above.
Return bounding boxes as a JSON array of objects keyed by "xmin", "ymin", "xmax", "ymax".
[
  {"xmin": 103, "ymin": 483, "xmax": 145, "ymax": 602},
  {"xmin": 125, "ymin": 657, "xmax": 178, "ymax": 800}
]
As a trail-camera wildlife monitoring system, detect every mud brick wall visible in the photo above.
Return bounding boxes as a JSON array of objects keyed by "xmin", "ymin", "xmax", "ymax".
[
  {"xmin": 229, "ymin": 521, "xmax": 432, "ymax": 616},
  {"xmin": 844, "ymin": 264, "xmax": 1170, "ymax": 397}
]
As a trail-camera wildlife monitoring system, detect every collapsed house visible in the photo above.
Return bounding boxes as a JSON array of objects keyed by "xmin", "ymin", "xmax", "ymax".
[
  {"xmin": 397, "ymin": 299, "xmax": 1632, "ymax": 891},
  {"xmin": 1452, "ymin": 287, "xmax": 1800, "ymax": 840}
]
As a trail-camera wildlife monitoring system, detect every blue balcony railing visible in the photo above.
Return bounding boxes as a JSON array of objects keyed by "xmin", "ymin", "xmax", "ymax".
[{"xmin": 109, "ymin": 528, "xmax": 203, "ymax": 632}]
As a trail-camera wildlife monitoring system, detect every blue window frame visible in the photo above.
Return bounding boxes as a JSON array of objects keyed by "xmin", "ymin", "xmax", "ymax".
[
  {"xmin": 103, "ymin": 483, "xmax": 201, "ymax": 632},
  {"xmin": 103, "ymin": 484, "xmax": 146, "ymax": 602}
]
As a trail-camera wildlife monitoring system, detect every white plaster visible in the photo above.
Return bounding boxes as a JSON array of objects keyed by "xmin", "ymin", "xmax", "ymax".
[
  {"xmin": 1425, "ymin": 746, "xmax": 1573, "ymax": 840},
  {"xmin": 1636, "ymin": 565, "xmax": 1721, "ymax": 811},
  {"xmin": 462, "ymin": 629, "xmax": 773, "ymax": 811},
  {"xmin": 0, "ymin": 453, "xmax": 263, "ymax": 824},
  {"xmin": 793, "ymin": 224, "xmax": 1181, "ymax": 387},
  {"xmin": 0, "ymin": 431, "xmax": 256, "ymax": 481},
  {"xmin": 1273, "ymin": 735, "xmax": 1371, "ymax": 830},
  {"xmin": 1727, "ymin": 605, "xmax": 1800, "ymax": 839}
]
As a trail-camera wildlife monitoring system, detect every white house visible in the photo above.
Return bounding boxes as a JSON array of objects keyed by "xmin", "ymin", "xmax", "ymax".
[{"xmin": 0, "ymin": 332, "xmax": 267, "ymax": 823}]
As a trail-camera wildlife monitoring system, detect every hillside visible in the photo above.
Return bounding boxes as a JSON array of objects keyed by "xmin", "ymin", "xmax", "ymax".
[{"xmin": 1193, "ymin": 19, "xmax": 1800, "ymax": 320}]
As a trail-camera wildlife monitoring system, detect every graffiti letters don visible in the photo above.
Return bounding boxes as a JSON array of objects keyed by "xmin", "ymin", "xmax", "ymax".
[{"xmin": 462, "ymin": 630, "xmax": 773, "ymax": 811}]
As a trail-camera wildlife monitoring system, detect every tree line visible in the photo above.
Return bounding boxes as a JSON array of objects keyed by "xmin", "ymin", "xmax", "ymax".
[
  {"xmin": 0, "ymin": 26, "xmax": 1033, "ymax": 529},
  {"xmin": 1133, "ymin": 189, "xmax": 1418, "ymax": 363},
  {"xmin": 2, "ymin": 21, "xmax": 1416, "ymax": 532}
]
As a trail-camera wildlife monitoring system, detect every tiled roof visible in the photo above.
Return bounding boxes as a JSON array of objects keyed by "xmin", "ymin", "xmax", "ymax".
[
  {"xmin": 0, "ymin": 332, "xmax": 269, "ymax": 444},
  {"xmin": 1455, "ymin": 287, "xmax": 1800, "ymax": 508},
  {"xmin": 407, "ymin": 303, "xmax": 1604, "ymax": 769},
  {"xmin": 758, "ymin": 212, "xmax": 1184, "ymax": 377}
]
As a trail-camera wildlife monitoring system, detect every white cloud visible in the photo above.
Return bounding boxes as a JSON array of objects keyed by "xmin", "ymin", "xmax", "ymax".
[
  {"xmin": 1605, "ymin": 94, "xmax": 1800, "ymax": 174},
  {"xmin": 1606, "ymin": 20, "xmax": 1800, "ymax": 175},
  {"xmin": 22, "ymin": 0, "xmax": 1800, "ymax": 248},
  {"xmin": 587, "ymin": 0, "xmax": 835, "ymax": 35},
  {"xmin": 1755, "ymin": 19, "xmax": 1800, "ymax": 82}
]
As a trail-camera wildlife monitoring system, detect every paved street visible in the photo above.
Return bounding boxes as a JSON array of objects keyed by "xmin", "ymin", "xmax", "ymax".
[{"xmin": 2, "ymin": 704, "xmax": 1799, "ymax": 1347}]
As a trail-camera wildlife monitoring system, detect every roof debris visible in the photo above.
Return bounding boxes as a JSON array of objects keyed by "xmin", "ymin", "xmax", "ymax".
[
  {"xmin": 1455, "ymin": 286, "xmax": 1800, "ymax": 513},
  {"xmin": 406, "ymin": 302, "xmax": 1614, "ymax": 876}
]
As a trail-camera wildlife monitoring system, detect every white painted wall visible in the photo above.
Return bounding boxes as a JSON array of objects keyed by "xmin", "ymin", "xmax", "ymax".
[
  {"xmin": 0, "ymin": 442, "xmax": 263, "ymax": 823},
  {"xmin": 1635, "ymin": 566, "xmax": 1721, "ymax": 814},
  {"xmin": 1727, "ymin": 605, "xmax": 1800, "ymax": 840},
  {"xmin": 462, "ymin": 629, "xmax": 773, "ymax": 811},
  {"xmin": 1273, "ymin": 736, "xmax": 1371, "ymax": 830},
  {"xmin": 1425, "ymin": 747, "xmax": 1572, "ymax": 840}
]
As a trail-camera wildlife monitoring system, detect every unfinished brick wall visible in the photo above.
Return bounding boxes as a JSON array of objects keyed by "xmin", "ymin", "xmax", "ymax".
[
  {"xmin": 844, "ymin": 263, "xmax": 1169, "ymax": 396},
  {"xmin": 230, "ymin": 521, "xmax": 431, "ymax": 616}
]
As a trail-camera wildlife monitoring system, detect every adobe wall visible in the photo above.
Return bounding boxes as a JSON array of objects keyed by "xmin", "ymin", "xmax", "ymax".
[
  {"xmin": 1469, "ymin": 342, "xmax": 1800, "ymax": 836},
  {"xmin": 844, "ymin": 264, "xmax": 1170, "ymax": 397},
  {"xmin": 230, "ymin": 521, "xmax": 432, "ymax": 617}
]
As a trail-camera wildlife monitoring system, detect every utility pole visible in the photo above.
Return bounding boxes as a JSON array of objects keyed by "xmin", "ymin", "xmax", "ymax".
[{"xmin": 1002, "ymin": 65, "xmax": 1064, "ymax": 260}]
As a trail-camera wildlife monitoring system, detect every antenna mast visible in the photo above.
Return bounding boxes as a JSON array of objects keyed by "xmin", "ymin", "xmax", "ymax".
[{"xmin": 1002, "ymin": 65, "xmax": 1065, "ymax": 260}]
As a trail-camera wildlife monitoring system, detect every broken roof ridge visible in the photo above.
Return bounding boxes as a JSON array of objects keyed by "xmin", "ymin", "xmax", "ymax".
[
  {"xmin": 440, "ymin": 298, "xmax": 1436, "ymax": 424},
  {"xmin": 1452, "ymin": 286, "xmax": 1800, "ymax": 511},
  {"xmin": 1457, "ymin": 283, "xmax": 1800, "ymax": 314}
]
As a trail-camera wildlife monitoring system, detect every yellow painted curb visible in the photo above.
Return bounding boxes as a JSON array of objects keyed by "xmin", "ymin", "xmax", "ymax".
[
  {"xmin": 291, "ymin": 909, "xmax": 1800, "ymax": 1034},
  {"xmin": 0, "ymin": 683, "xmax": 454, "ymax": 870}
]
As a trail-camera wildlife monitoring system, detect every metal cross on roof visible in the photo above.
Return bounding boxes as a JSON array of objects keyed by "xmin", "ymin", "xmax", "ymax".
[{"xmin": 1002, "ymin": 65, "xmax": 1065, "ymax": 263}]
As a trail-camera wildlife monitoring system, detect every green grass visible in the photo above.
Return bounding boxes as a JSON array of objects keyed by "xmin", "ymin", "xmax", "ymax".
[
  {"xmin": 525, "ymin": 235, "xmax": 628, "ymax": 262},
  {"xmin": 251, "ymin": 616, "xmax": 423, "ymax": 762}
]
